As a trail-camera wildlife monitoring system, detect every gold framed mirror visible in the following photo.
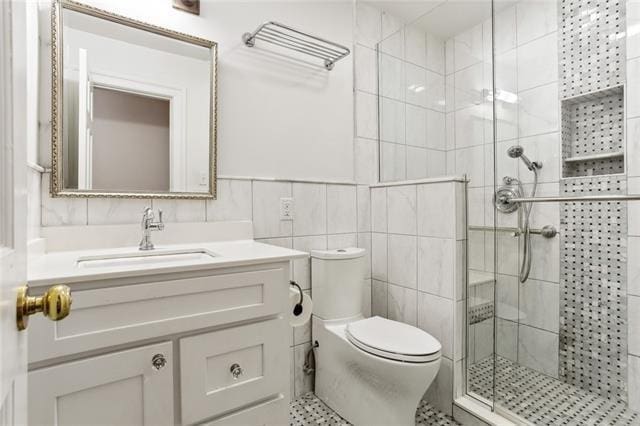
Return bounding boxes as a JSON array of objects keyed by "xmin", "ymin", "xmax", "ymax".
[{"xmin": 51, "ymin": 0, "xmax": 217, "ymax": 199}]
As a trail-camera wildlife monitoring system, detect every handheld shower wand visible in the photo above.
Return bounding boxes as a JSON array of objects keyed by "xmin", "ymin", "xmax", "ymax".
[
  {"xmin": 507, "ymin": 145, "xmax": 542, "ymax": 171},
  {"xmin": 505, "ymin": 145, "xmax": 541, "ymax": 283}
]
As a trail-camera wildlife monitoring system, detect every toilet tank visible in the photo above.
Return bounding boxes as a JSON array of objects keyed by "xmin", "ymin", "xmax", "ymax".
[{"xmin": 311, "ymin": 248, "xmax": 366, "ymax": 320}]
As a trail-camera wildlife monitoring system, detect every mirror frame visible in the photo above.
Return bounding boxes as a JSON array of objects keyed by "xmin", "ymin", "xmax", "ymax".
[{"xmin": 51, "ymin": 0, "xmax": 218, "ymax": 199}]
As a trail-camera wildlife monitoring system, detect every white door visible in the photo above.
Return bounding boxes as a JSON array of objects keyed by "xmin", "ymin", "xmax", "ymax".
[{"xmin": 0, "ymin": 0, "xmax": 29, "ymax": 424}]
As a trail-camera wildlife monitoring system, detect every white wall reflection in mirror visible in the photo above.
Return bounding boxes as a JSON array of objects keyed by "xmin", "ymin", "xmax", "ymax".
[{"xmin": 61, "ymin": 7, "xmax": 213, "ymax": 194}]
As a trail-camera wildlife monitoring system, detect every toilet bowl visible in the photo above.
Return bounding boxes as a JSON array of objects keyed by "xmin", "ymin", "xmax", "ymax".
[{"xmin": 311, "ymin": 248, "xmax": 441, "ymax": 426}]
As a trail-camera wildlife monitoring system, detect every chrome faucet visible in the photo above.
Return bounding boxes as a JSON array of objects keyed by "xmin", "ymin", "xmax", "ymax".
[{"xmin": 139, "ymin": 207, "xmax": 164, "ymax": 250}]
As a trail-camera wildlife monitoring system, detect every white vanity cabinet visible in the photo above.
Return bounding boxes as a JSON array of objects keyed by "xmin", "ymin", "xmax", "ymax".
[
  {"xmin": 26, "ymin": 259, "xmax": 295, "ymax": 426},
  {"xmin": 29, "ymin": 342, "xmax": 174, "ymax": 425}
]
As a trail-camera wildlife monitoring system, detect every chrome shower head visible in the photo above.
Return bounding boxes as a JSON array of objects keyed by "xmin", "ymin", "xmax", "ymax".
[
  {"xmin": 506, "ymin": 145, "xmax": 541, "ymax": 171},
  {"xmin": 507, "ymin": 145, "xmax": 524, "ymax": 159}
]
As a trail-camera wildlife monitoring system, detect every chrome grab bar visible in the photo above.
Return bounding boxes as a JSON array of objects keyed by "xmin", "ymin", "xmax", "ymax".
[
  {"xmin": 508, "ymin": 194, "xmax": 640, "ymax": 203},
  {"xmin": 468, "ymin": 225, "xmax": 558, "ymax": 238}
]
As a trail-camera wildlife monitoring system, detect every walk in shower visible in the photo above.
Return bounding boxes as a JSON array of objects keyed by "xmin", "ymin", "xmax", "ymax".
[{"xmin": 370, "ymin": 0, "xmax": 640, "ymax": 423}]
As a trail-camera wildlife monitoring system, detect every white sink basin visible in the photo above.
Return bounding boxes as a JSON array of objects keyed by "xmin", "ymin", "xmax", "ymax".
[{"xmin": 76, "ymin": 248, "xmax": 217, "ymax": 269}]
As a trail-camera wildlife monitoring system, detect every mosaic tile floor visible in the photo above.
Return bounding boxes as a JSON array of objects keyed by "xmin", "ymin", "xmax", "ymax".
[
  {"xmin": 289, "ymin": 393, "xmax": 460, "ymax": 426},
  {"xmin": 469, "ymin": 356, "xmax": 640, "ymax": 425}
]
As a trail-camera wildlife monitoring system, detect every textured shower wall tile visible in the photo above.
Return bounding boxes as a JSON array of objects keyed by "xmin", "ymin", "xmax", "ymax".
[
  {"xmin": 519, "ymin": 279, "xmax": 560, "ymax": 333},
  {"xmin": 559, "ymin": 0, "xmax": 625, "ymax": 98},
  {"xmin": 519, "ymin": 324, "xmax": 559, "ymax": 378},
  {"xmin": 497, "ymin": 318, "xmax": 518, "ymax": 362},
  {"xmin": 516, "ymin": 33, "xmax": 558, "ymax": 91},
  {"xmin": 560, "ymin": 176, "xmax": 627, "ymax": 400},
  {"xmin": 518, "ymin": 83, "xmax": 559, "ymax": 138}
]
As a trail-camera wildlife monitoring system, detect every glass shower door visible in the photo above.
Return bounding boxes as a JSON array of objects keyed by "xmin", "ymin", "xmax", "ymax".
[{"xmin": 484, "ymin": 0, "xmax": 640, "ymax": 423}]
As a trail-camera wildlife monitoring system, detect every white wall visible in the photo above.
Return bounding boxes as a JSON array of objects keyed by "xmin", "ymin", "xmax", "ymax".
[{"xmin": 39, "ymin": 0, "xmax": 354, "ymax": 182}]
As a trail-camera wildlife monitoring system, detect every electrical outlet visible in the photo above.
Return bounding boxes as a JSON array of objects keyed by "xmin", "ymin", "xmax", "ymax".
[{"xmin": 280, "ymin": 198, "xmax": 294, "ymax": 220}]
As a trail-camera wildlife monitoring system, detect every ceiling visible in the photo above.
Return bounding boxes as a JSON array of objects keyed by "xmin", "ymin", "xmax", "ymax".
[{"xmin": 363, "ymin": 0, "xmax": 516, "ymax": 39}]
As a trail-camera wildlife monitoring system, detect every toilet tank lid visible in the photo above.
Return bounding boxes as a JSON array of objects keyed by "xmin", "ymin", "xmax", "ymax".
[{"xmin": 310, "ymin": 247, "xmax": 366, "ymax": 260}]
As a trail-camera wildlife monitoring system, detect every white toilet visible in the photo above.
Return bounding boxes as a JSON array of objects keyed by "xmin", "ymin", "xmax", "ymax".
[{"xmin": 311, "ymin": 247, "xmax": 442, "ymax": 426}]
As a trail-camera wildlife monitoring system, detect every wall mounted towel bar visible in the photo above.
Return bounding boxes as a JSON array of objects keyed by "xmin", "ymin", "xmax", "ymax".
[{"xmin": 242, "ymin": 21, "xmax": 350, "ymax": 70}]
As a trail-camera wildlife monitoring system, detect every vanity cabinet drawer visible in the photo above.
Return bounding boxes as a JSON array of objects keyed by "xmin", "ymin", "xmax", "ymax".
[
  {"xmin": 180, "ymin": 318, "xmax": 289, "ymax": 425},
  {"xmin": 29, "ymin": 264, "xmax": 289, "ymax": 363},
  {"xmin": 29, "ymin": 342, "xmax": 173, "ymax": 426},
  {"xmin": 201, "ymin": 395, "xmax": 287, "ymax": 426}
]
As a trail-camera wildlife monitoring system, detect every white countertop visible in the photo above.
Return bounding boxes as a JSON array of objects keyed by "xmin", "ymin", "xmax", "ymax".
[{"xmin": 28, "ymin": 240, "xmax": 308, "ymax": 287}]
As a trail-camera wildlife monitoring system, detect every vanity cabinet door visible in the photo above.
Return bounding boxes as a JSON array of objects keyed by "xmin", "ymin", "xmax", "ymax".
[
  {"xmin": 29, "ymin": 342, "xmax": 173, "ymax": 426},
  {"xmin": 180, "ymin": 319, "xmax": 289, "ymax": 425}
]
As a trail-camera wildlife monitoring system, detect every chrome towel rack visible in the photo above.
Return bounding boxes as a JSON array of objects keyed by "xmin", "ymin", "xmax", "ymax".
[{"xmin": 242, "ymin": 21, "xmax": 350, "ymax": 70}]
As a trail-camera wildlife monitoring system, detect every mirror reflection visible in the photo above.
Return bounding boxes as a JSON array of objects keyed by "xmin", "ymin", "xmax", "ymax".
[{"xmin": 60, "ymin": 7, "xmax": 214, "ymax": 195}]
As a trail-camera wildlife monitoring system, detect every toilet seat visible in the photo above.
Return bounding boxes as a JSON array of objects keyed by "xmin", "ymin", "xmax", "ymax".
[{"xmin": 345, "ymin": 316, "xmax": 441, "ymax": 363}]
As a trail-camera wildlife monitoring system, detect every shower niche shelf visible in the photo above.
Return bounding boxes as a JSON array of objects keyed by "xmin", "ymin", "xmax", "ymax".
[{"xmin": 561, "ymin": 85, "xmax": 625, "ymax": 178}]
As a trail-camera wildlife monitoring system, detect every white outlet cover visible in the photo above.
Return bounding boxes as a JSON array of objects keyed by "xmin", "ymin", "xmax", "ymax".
[{"xmin": 280, "ymin": 197, "xmax": 294, "ymax": 220}]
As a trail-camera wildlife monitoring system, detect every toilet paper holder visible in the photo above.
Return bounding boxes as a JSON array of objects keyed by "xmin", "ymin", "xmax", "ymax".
[{"xmin": 290, "ymin": 280, "xmax": 304, "ymax": 316}]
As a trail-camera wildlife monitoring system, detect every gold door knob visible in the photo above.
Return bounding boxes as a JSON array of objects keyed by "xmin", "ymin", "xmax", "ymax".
[{"xmin": 17, "ymin": 285, "xmax": 72, "ymax": 331}]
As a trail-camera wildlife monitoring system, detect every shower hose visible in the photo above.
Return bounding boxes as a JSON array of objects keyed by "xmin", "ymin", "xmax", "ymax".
[{"xmin": 518, "ymin": 168, "xmax": 538, "ymax": 283}]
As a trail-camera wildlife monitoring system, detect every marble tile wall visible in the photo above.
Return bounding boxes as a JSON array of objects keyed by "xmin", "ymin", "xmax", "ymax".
[
  {"xmin": 369, "ymin": 179, "xmax": 466, "ymax": 415},
  {"xmin": 374, "ymin": 11, "xmax": 447, "ymax": 182}
]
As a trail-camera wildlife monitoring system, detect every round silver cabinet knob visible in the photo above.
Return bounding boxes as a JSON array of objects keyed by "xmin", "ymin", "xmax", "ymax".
[
  {"xmin": 152, "ymin": 354, "xmax": 167, "ymax": 370},
  {"xmin": 230, "ymin": 363, "xmax": 243, "ymax": 380}
]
